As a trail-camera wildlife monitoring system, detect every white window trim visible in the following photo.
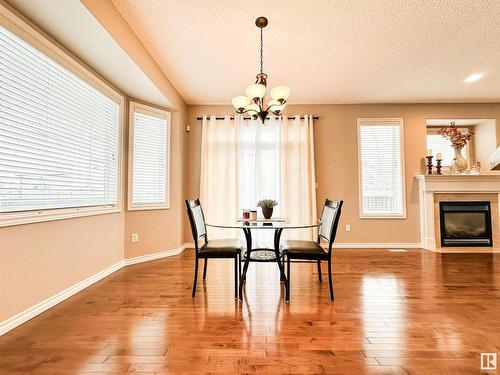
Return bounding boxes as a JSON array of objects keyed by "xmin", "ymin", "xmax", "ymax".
[
  {"xmin": 128, "ymin": 101, "xmax": 171, "ymax": 211},
  {"xmin": 357, "ymin": 118, "xmax": 407, "ymax": 219},
  {"xmin": 0, "ymin": 4, "xmax": 125, "ymax": 228}
]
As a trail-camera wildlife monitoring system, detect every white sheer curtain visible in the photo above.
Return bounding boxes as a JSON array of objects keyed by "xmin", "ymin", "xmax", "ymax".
[
  {"xmin": 200, "ymin": 115, "xmax": 316, "ymax": 242},
  {"xmin": 236, "ymin": 115, "xmax": 282, "ymax": 216},
  {"xmin": 199, "ymin": 116, "xmax": 239, "ymax": 238},
  {"xmin": 281, "ymin": 115, "xmax": 317, "ymax": 240}
]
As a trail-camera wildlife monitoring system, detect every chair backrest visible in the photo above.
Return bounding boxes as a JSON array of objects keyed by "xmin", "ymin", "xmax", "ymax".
[
  {"xmin": 318, "ymin": 199, "xmax": 343, "ymax": 252},
  {"xmin": 185, "ymin": 199, "xmax": 207, "ymax": 250}
]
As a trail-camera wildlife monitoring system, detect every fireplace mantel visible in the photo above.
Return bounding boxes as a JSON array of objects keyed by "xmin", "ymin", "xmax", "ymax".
[
  {"xmin": 415, "ymin": 174, "xmax": 500, "ymax": 251},
  {"xmin": 415, "ymin": 174, "xmax": 500, "ymax": 193}
]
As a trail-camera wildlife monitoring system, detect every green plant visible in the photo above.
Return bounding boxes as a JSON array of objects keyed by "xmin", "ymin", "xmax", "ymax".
[{"xmin": 257, "ymin": 199, "xmax": 278, "ymax": 209}]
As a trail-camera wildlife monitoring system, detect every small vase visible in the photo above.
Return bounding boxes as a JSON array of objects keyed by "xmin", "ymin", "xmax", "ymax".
[
  {"xmin": 262, "ymin": 207, "xmax": 273, "ymax": 219},
  {"xmin": 450, "ymin": 146, "xmax": 467, "ymax": 173}
]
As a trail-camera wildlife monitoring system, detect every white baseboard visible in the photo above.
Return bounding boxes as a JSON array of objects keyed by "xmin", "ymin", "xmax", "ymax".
[
  {"xmin": 124, "ymin": 243, "xmax": 193, "ymax": 266},
  {"xmin": 332, "ymin": 243, "xmax": 422, "ymax": 249},
  {"xmin": 0, "ymin": 260, "xmax": 124, "ymax": 336},
  {"xmin": 0, "ymin": 243, "xmax": 192, "ymax": 336},
  {"xmin": 0, "ymin": 241, "xmax": 421, "ymax": 336},
  {"xmin": 182, "ymin": 241, "xmax": 421, "ymax": 250}
]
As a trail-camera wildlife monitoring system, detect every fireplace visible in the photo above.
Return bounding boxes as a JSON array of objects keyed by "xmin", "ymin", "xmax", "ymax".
[{"xmin": 439, "ymin": 201, "xmax": 493, "ymax": 247}]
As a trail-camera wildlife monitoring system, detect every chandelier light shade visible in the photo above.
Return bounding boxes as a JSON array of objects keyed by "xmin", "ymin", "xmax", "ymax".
[
  {"xmin": 270, "ymin": 86, "xmax": 291, "ymax": 102},
  {"xmin": 268, "ymin": 100, "xmax": 285, "ymax": 115},
  {"xmin": 232, "ymin": 96, "xmax": 251, "ymax": 112},
  {"xmin": 245, "ymin": 84, "xmax": 266, "ymax": 100},
  {"xmin": 231, "ymin": 16, "xmax": 290, "ymax": 124},
  {"xmin": 246, "ymin": 103, "xmax": 260, "ymax": 113}
]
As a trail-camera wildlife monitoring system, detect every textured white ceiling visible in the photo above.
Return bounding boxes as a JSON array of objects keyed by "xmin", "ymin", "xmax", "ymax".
[
  {"xmin": 8, "ymin": 0, "xmax": 169, "ymax": 107},
  {"xmin": 112, "ymin": 0, "xmax": 500, "ymax": 105}
]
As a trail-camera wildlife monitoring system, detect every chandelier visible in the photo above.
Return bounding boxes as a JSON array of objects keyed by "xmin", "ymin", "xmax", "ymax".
[{"xmin": 231, "ymin": 17, "xmax": 290, "ymax": 124}]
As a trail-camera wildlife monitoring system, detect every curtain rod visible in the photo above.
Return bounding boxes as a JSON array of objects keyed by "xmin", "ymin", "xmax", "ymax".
[{"xmin": 196, "ymin": 116, "xmax": 319, "ymax": 121}]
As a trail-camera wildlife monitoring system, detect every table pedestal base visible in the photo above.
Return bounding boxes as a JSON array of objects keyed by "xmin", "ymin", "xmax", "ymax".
[{"xmin": 239, "ymin": 228, "xmax": 288, "ymax": 301}]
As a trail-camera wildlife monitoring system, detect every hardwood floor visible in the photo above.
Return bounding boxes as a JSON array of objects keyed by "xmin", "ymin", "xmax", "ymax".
[{"xmin": 1, "ymin": 249, "xmax": 499, "ymax": 374}]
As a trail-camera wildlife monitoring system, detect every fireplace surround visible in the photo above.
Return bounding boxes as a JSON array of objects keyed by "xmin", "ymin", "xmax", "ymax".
[
  {"xmin": 439, "ymin": 201, "xmax": 492, "ymax": 247},
  {"xmin": 416, "ymin": 175, "xmax": 500, "ymax": 251}
]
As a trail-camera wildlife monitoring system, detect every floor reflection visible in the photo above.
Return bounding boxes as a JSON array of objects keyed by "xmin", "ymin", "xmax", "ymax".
[
  {"xmin": 1, "ymin": 249, "xmax": 499, "ymax": 374},
  {"xmin": 361, "ymin": 275, "xmax": 407, "ymax": 351}
]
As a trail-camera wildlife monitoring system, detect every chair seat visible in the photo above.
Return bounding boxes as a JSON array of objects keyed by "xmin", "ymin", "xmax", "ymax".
[
  {"xmin": 283, "ymin": 240, "xmax": 328, "ymax": 259},
  {"xmin": 200, "ymin": 239, "xmax": 241, "ymax": 257}
]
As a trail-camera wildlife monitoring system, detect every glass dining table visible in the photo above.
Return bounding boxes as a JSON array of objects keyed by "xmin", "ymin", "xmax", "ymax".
[{"xmin": 206, "ymin": 219, "xmax": 321, "ymax": 302}]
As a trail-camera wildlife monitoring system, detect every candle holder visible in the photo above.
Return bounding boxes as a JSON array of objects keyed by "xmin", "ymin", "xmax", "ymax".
[
  {"xmin": 426, "ymin": 155, "xmax": 433, "ymax": 175},
  {"xmin": 436, "ymin": 159, "xmax": 442, "ymax": 175}
]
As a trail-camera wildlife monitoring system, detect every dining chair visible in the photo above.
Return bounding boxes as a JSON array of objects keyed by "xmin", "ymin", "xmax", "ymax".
[
  {"xmin": 283, "ymin": 199, "xmax": 343, "ymax": 301},
  {"xmin": 185, "ymin": 199, "xmax": 241, "ymax": 298}
]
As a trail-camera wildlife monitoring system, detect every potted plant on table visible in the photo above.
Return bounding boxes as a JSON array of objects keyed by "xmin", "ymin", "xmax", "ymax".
[
  {"xmin": 438, "ymin": 122, "xmax": 473, "ymax": 173},
  {"xmin": 257, "ymin": 199, "xmax": 278, "ymax": 219}
]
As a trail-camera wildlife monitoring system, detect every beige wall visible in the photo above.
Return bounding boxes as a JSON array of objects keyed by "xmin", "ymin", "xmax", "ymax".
[
  {"xmin": 186, "ymin": 103, "xmax": 500, "ymax": 244},
  {"xmin": 0, "ymin": 215, "xmax": 124, "ymax": 321},
  {"xmin": 0, "ymin": 0, "xmax": 124, "ymax": 324},
  {"xmin": 82, "ymin": 0, "xmax": 188, "ymax": 259},
  {"xmin": 124, "ymin": 107, "xmax": 187, "ymax": 258},
  {"xmin": 1, "ymin": 1, "xmax": 187, "ymax": 324}
]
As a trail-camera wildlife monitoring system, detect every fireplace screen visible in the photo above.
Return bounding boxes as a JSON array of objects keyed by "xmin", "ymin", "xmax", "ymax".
[{"xmin": 439, "ymin": 201, "xmax": 493, "ymax": 247}]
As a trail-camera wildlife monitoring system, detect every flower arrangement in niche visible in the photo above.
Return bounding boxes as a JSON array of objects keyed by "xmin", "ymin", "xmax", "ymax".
[
  {"xmin": 438, "ymin": 121, "xmax": 473, "ymax": 148},
  {"xmin": 257, "ymin": 199, "xmax": 278, "ymax": 219},
  {"xmin": 438, "ymin": 121, "xmax": 473, "ymax": 173}
]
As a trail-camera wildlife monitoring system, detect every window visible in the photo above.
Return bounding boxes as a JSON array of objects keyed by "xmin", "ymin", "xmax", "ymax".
[
  {"xmin": 200, "ymin": 115, "xmax": 317, "ymax": 242},
  {"xmin": 357, "ymin": 118, "xmax": 405, "ymax": 218},
  {"xmin": 128, "ymin": 102, "xmax": 170, "ymax": 210},
  {"xmin": 0, "ymin": 24, "xmax": 122, "ymax": 226},
  {"xmin": 237, "ymin": 119, "xmax": 281, "ymax": 212}
]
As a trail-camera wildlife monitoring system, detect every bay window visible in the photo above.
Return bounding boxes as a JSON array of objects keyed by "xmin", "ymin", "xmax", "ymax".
[
  {"xmin": 128, "ymin": 102, "xmax": 170, "ymax": 210},
  {"xmin": 0, "ymin": 21, "xmax": 122, "ymax": 226}
]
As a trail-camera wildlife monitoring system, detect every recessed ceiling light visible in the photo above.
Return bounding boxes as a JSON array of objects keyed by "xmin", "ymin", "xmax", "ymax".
[{"xmin": 464, "ymin": 73, "xmax": 483, "ymax": 83}]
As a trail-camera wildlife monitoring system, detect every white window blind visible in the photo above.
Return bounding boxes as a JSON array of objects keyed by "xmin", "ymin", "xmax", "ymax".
[
  {"xmin": 129, "ymin": 104, "xmax": 170, "ymax": 209},
  {"xmin": 0, "ymin": 26, "xmax": 120, "ymax": 215},
  {"xmin": 358, "ymin": 119, "xmax": 405, "ymax": 217}
]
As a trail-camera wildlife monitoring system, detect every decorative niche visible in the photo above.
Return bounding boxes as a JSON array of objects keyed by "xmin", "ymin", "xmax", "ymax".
[{"xmin": 425, "ymin": 119, "xmax": 497, "ymax": 172}]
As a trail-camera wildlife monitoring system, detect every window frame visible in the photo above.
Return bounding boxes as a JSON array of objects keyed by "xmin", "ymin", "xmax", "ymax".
[
  {"xmin": 357, "ymin": 118, "xmax": 406, "ymax": 219},
  {"xmin": 127, "ymin": 101, "xmax": 171, "ymax": 211},
  {"xmin": 0, "ymin": 5, "xmax": 125, "ymax": 228}
]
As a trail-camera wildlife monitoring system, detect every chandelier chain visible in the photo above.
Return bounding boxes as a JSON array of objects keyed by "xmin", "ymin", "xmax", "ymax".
[
  {"xmin": 231, "ymin": 17, "xmax": 289, "ymax": 122},
  {"xmin": 260, "ymin": 27, "xmax": 263, "ymax": 74}
]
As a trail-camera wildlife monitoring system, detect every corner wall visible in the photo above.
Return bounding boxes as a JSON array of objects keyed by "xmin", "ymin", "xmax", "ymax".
[
  {"xmin": 0, "ymin": 0, "xmax": 187, "ymax": 327},
  {"xmin": 82, "ymin": 0, "xmax": 188, "ymax": 259},
  {"xmin": 0, "ymin": 215, "xmax": 124, "ymax": 322},
  {"xmin": 123, "ymin": 108, "xmax": 187, "ymax": 259}
]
